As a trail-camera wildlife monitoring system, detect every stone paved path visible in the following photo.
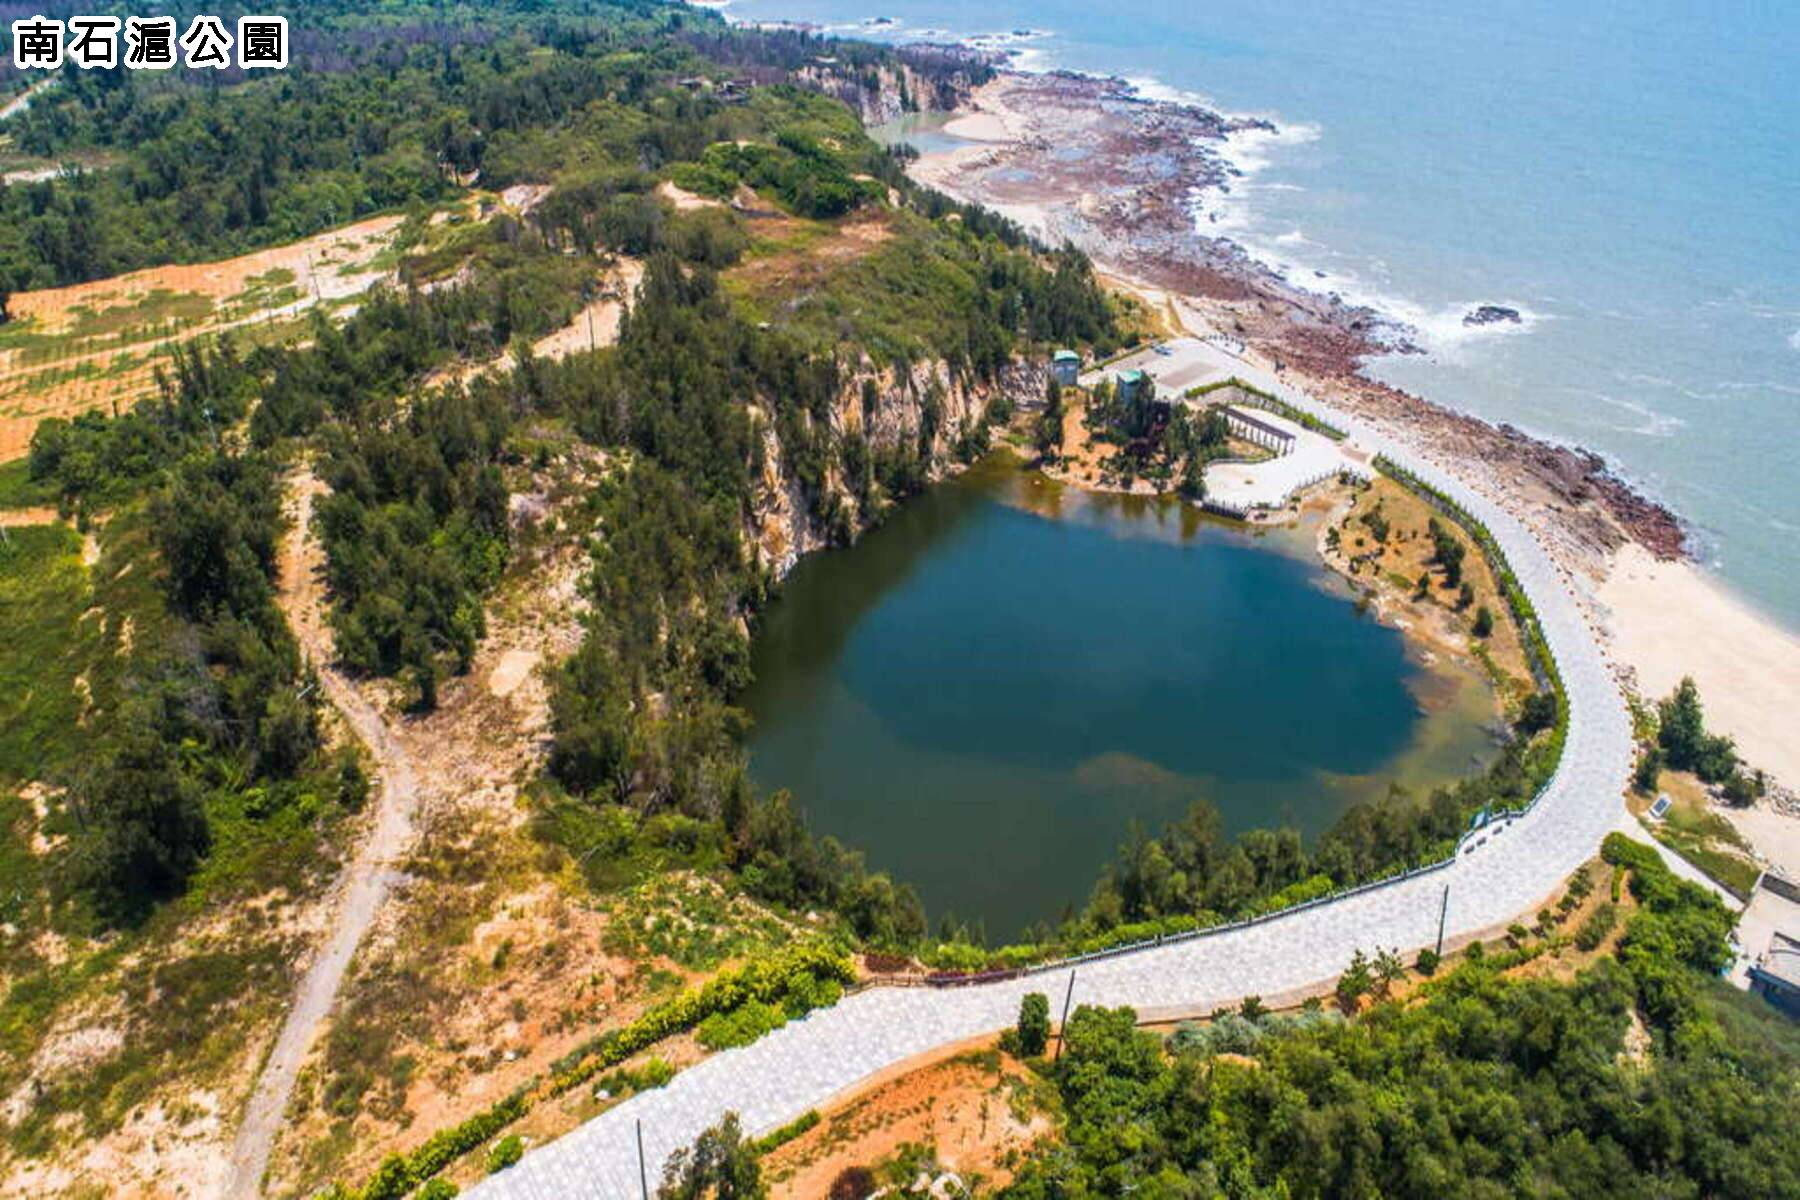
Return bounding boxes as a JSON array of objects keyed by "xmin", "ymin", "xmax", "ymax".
[{"xmin": 467, "ymin": 371, "xmax": 1636, "ymax": 1199}]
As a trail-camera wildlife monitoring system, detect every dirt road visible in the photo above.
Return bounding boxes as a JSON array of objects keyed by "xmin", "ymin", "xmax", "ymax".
[{"xmin": 221, "ymin": 470, "xmax": 421, "ymax": 1199}]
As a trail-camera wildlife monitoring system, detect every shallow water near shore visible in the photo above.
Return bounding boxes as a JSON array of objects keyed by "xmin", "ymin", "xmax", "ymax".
[
  {"xmin": 732, "ymin": 0, "xmax": 1800, "ymax": 628},
  {"xmin": 744, "ymin": 456, "xmax": 1497, "ymax": 938}
]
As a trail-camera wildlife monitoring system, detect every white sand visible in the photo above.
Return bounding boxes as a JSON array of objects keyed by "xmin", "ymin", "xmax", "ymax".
[
  {"xmin": 1597, "ymin": 542, "xmax": 1800, "ymax": 792},
  {"xmin": 1721, "ymin": 804, "xmax": 1800, "ymax": 882},
  {"xmin": 942, "ymin": 110, "xmax": 1012, "ymax": 143}
]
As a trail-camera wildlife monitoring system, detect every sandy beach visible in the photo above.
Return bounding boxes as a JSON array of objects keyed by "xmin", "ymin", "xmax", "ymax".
[{"xmin": 1597, "ymin": 543, "xmax": 1800, "ymax": 792}]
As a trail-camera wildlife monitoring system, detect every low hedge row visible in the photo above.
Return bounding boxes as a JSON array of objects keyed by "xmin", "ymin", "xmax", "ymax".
[
  {"xmin": 548, "ymin": 942, "xmax": 856, "ymax": 1096},
  {"xmin": 326, "ymin": 943, "xmax": 852, "ymax": 1200},
  {"xmin": 753, "ymin": 1109, "xmax": 821, "ymax": 1156},
  {"xmin": 329, "ymin": 1087, "xmax": 533, "ymax": 1200},
  {"xmin": 1185, "ymin": 377, "xmax": 1350, "ymax": 441}
]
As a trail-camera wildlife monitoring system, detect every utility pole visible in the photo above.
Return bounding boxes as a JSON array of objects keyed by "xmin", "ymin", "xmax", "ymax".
[
  {"xmin": 637, "ymin": 1118, "xmax": 649, "ymax": 1200},
  {"xmin": 1053, "ymin": 969, "xmax": 1077, "ymax": 1062},
  {"xmin": 1435, "ymin": 883, "xmax": 1450, "ymax": 957}
]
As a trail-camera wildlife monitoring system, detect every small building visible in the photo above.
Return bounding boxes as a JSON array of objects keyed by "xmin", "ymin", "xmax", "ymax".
[
  {"xmin": 1051, "ymin": 349, "xmax": 1080, "ymax": 387},
  {"xmin": 1114, "ymin": 368, "xmax": 1147, "ymax": 404},
  {"xmin": 1223, "ymin": 405, "xmax": 1298, "ymax": 456},
  {"xmin": 1733, "ymin": 872, "xmax": 1800, "ymax": 1017},
  {"xmin": 1750, "ymin": 932, "xmax": 1800, "ymax": 1017}
]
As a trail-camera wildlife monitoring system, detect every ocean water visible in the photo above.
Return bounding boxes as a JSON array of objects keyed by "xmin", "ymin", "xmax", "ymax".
[{"xmin": 722, "ymin": 0, "xmax": 1800, "ymax": 628}]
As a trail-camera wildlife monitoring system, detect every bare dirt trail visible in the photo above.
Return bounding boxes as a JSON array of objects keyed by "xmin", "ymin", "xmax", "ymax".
[{"xmin": 221, "ymin": 470, "xmax": 421, "ymax": 1200}]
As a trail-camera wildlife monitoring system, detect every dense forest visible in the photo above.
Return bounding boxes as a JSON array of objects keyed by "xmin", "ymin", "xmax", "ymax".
[
  {"xmin": 0, "ymin": 0, "xmax": 985, "ymax": 294},
  {"xmin": 11, "ymin": 0, "xmax": 1122, "ymax": 941},
  {"xmin": 998, "ymin": 837, "xmax": 1797, "ymax": 1199}
]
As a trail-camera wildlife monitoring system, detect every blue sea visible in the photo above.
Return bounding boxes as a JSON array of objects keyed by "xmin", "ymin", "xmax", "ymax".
[{"xmin": 720, "ymin": 0, "xmax": 1800, "ymax": 628}]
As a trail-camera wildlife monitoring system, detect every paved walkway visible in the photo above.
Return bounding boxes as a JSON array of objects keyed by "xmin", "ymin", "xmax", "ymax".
[{"xmin": 467, "ymin": 367, "xmax": 1636, "ymax": 1199}]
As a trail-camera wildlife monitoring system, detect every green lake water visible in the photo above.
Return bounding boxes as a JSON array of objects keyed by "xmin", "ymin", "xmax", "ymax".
[{"xmin": 743, "ymin": 455, "xmax": 1499, "ymax": 938}]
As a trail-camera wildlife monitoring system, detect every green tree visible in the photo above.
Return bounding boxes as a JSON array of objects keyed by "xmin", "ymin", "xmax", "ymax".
[
  {"xmin": 72, "ymin": 717, "xmax": 211, "ymax": 923},
  {"xmin": 1658, "ymin": 676, "xmax": 1740, "ymax": 783},
  {"xmin": 1335, "ymin": 948, "xmax": 1373, "ymax": 1012},
  {"xmin": 1516, "ymin": 690, "xmax": 1559, "ymax": 735},
  {"xmin": 1373, "ymin": 947, "xmax": 1406, "ymax": 997},
  {"xmin": 1472, "ymin": 604, "xmax": 1495, "ymax": 638},
  {"xmin": 660, "ymin": 1114, "xmax": 765, "ymax": 1200},
  {"xmin": 1178, "ymin": 451, "xmax": 1206, "ymax": 501},
  {"xmin": 1015, "ymin": 992, "xmax": 1051, "ymax": 1057}
]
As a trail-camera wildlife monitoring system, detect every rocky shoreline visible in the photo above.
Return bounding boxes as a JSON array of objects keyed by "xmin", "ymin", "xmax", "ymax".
[{"xmin": 903, "ymin": 70, "xmax": 1687, "ymax": 571}]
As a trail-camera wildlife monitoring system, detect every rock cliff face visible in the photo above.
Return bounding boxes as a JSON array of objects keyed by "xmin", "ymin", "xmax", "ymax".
[
  {"xmin": 750, "ymin": 357, "xmax": 1047, "ymax": 579},
  {"xmin": 796, "ymin": 52, "xmax": 991, "ymax": 127}
]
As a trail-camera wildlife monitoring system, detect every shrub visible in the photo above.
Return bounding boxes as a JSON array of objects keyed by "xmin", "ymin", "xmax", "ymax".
[
  {"xmin": 347, "ymin": 1087, "xmax": 532, "ymax": 1200},
  {"xmin": 549, "ymin": 943, "xmax": 854, "ymax": 1094},
  {"xmin": 696, "ymin": 999, "xmax": 787, "ymax": 1050},
  {"xmin": 485, "ymin": 1134, "xmax": 524, "ymax": 1174},
  {"xmin": 417, "ymin": 1182, "xmax": 458, "ymax": 1200},
  {"xmin": 1414, "ymin": 948, "xmax": 1441, "ymax": 975},
  {"xmin": 595, "ymin": 1056, "xmax": 676, "ymax": 1098},
  {"xmin": 1013, "ymin": 992, "xmax": 1051, "ymax": 1057},
  {"xmin": 830, "ymin": 1166, "xmax": 878, "ymax": 1200},
  {"xmin": 753, "ymin": 1109, "xmax": 821, "ymax": 1155},
  {"xmin": 1575, "ymin": 903, "xmax": 1618, "ymax": 953},
  {"xmin": 1336, "ymin": 949, "xmax": 1373, "ymax": 1012}
]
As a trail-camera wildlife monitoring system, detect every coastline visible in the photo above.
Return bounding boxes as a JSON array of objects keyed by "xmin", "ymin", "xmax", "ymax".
[{"xmin": 903, "ymin": 68, "xmax": 1800, "ymax": 801}]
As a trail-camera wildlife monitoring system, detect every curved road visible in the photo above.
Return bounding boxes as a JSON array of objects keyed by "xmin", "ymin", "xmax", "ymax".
[
  {"xmin": 222, "ymin": 474, "xmax": 422, "ymax": 1200},
  {"xmin": 466, "ymin": 367, "xmax": 1639, "ymax": 1198}
]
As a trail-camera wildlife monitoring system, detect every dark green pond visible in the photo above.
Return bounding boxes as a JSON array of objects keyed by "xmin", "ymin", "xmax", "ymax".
[{"xmin": 744, "ymin": 455, "xmax": 1498, "ymax": 938}]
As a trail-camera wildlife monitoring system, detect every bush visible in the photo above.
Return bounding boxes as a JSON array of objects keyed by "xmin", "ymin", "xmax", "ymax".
[
  {"xmin": 595, "ymin": 1056, "xmax": 676, "ymax": 1098},
  {"xmin": 1575, "ymin": 903, "xmax": 1618, "ymax": 953},
  {"xmin": 1336, "ymin": 949, "xmax": 1373, "ymax": 1012},
  {"xmin": 347, "ymin": 1087, "xmax": 532, "ymax": 1200},
  {"xmin": 753, "ymin": 1109, "xmax": 820, "ymax": 1155},
  {"xmin": 549, "ymin": 943, "xmax": 855, "ymax": 1094},
  {"xmin": 1414, "ymin": 948, "xmax": 1441, "ymax": 976},
  {"xmin": 830, "ymin": 1167, "xmax": 878, "ymax": 1200},
  {"xmin": 1015, "ymin": 992, "xmax": 1051, "ymax": 1057},
  {"xmin": 417, "ymin": 1182, "xmax": 458, "ymax": 1200},
  {"xmin": 697, "ymin": 999, "xmax": 787, "ymax": 1050},
  {"xmin": 485, "ymin": 1134, "xmax": 524, "ymax": 1174}
]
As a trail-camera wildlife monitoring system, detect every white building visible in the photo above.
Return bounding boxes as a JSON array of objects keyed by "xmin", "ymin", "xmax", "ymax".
[{"xmin": 1223, "ymin": 405, "xmax": 1298, "ymax": 456}]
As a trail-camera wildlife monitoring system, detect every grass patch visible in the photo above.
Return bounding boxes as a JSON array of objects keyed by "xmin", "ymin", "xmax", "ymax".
[
  {"xmin": 0, "ymin": 523, "xmax": 100, "ymax": 782},
  {"xmin": 0, "ymin": 459, "xmax": 56, "ymax": 509}
]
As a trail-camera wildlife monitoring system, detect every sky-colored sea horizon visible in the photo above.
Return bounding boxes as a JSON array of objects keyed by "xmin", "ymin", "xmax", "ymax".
[{"xmin": 718, "ymin": 0, "xmax": 1800, "ymax": 630}]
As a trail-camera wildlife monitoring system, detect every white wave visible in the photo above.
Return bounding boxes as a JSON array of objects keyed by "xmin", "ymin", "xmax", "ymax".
[
  {"xmin": 1590, "ymin": 394, "xmax": 1685, "ymax": 438},
  {"xmin": 1197, "ymin": 200, "xmax": 1548, "ymax": 355},
  {"xmin": 1788, "ymin": 327, "xmax": 1800, "ymax": 351}
]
